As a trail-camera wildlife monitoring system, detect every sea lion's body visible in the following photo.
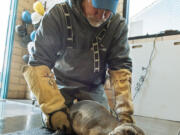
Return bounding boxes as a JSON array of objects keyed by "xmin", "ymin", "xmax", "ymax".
[
  {"xmin": 69, "ymin": 100, "xmax": 145, "ymax": 135},
  {"xmin": 70, "ymin": 100, "xmax": 119, "ymax": 135}
]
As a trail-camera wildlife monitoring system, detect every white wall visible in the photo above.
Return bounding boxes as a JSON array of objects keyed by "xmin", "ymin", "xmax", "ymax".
[{"xmin": 129, "ymin": 35, "xmax": 180, "ymax": 121}]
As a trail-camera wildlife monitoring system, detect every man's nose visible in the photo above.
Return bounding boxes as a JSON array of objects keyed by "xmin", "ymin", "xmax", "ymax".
[{"xmin": 96, "ymin": 9, "xmax": 106, "ymax": 20}]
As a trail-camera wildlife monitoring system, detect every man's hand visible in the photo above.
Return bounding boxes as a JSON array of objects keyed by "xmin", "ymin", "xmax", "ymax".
[
  {"xmin": 109, "ymin": 123, "xmax": 145, "ymax": 135},
  {"xmin": 42, "ymin": 109, "xmax": 70, "ymax": 132}
]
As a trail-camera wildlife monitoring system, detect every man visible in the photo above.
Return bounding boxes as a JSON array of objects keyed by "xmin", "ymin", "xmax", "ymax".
[{"xmin": 23, "ymin": 0, "xmax": 139, "ymax": 134}]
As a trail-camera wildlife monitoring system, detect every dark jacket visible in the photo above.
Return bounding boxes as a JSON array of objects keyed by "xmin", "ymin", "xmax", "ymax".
[{"xmin": 28, "ymin": 0, "xmax": 132, "ymax": 91}]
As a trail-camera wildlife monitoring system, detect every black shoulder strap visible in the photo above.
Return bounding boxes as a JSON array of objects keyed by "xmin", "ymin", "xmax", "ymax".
[
  {"xmin": 61, "ymin": 2, "xmax": 112, "ymax": 73},
  {"xmin": 60, "ymin": 3, "xmax": 74, "ymax": 48},
  {"xmin": 92, "ymin": 20, "xmax": 111, "ymax": 73}
]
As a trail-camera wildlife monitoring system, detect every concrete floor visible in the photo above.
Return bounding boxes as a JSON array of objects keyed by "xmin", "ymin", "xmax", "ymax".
[
  {"xmin": 134, "ymin": 115, "xmax": 180, "ymax": 135},
  {"xmin": 0, "ymin": 99, "xmax": 42, "ymax": 134},
  {"xmin": 0, "ymin": 99, "xmax": 180, "ymax": 135}
]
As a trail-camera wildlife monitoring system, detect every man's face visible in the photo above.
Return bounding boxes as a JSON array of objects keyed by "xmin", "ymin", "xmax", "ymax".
[{"xmin": 82, "ymin": 0, "xmax": 112, "ymax": 27}]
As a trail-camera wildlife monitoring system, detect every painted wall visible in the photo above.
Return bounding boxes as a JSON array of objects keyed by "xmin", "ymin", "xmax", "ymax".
[
  {"xmin": 129, "ymin": 0, "xmax": 180, "ymax": 37},
  {"xmin": 7, "ymin": 0, "xmax": 35, "ymax": 99}
]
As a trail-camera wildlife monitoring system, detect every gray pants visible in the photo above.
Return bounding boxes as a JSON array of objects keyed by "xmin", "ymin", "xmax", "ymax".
[{"xmin": 60, "ymin": 86, "xmax": 110, "ymax": 111}]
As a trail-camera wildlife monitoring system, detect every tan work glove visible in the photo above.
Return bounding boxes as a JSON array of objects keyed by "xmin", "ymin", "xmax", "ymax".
[
  {"xmin": 109, "ymin": 69, "xmax": 134, "ymax": 124},
  {"xmin": 23, "ymin": 65, "xmax": 71, "ymax": 132}
]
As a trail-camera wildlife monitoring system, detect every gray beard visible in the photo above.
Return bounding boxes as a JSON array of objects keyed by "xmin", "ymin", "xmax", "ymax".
[
  {"xmin": 88, "ymin": 20, "xmax": 104, "ymax": 27},
  {"xmin": 86, "ymin": 17, "xmax": 106, "ymax": 27}
]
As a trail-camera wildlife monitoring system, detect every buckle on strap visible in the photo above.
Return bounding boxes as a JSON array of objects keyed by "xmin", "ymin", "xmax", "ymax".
[{"xmin": 92, "ymin": 42, "xmax": 100, "ymax": 72}]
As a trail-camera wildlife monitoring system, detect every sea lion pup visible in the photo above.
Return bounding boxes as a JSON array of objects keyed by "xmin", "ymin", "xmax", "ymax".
[{"xmin": 69, "ymin": 100, "xmax": 145, "ymax": 135}]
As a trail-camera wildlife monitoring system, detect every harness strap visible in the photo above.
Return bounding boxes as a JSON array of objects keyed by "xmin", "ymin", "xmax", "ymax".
[
  {"xmin": 92, "ymin": 20, "xmax": 111, "ymax": 73},
  {"xmin": 92, "ymin": 41, "xmax": 100, "ymax": 72},
  {"xmin": 61, "ymin": 3, "xmax": 73, "ymax": 48},
  {"xmin": 61, "ymin": 2, "xmax": 111, "ymax": 73}
]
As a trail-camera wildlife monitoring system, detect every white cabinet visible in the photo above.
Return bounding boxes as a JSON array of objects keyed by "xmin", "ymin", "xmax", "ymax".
[{"xmin": 130, "ymin": 39, "xmax": 180, "ymax": 121}]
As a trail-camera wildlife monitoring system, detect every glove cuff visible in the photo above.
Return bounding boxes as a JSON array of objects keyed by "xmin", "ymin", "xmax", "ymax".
[
  {"xmin": 109, "ymin": 69, "xmax": 134, "ymax": 123},
  {"xmin": 118, "ymin": 113, "xmax": 135, "ymax": 124}
]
